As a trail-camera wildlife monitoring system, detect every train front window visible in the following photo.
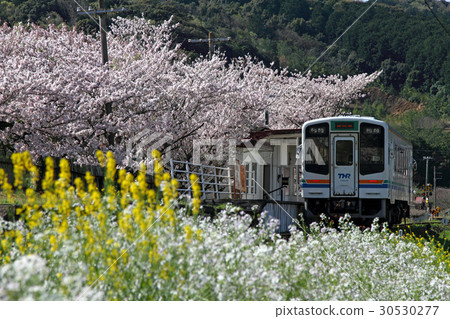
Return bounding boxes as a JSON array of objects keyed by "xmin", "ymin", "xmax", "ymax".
[
  {"xmin": 360, "ymin": 123, "xmax": 384, "ymax": 175},
  {"xmin": 336, "ymin": 140, "xmax": 353, "ymax": 166},
  {"xmin": 304, "ymin": 123, "xmax": 329, "ymax": 175}
]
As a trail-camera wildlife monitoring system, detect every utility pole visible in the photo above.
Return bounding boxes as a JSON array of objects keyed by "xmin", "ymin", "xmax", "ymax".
[
  {"xmin": 188, "ymin": 32, "xmax": 231, "ymax": 60},
  {"xmin": 423, "ymin": 156, "xmax": 432, "ymax": 188},
  {"xmin": 423, "ymin": 156, "xmax": 432, "ymax": 207},
  {"xmin": 77, "ymin": 2, "xmax": 127, "ymax": 146},
  {"xmin": 433, "ymin": 165, "xmax": 436, "ymax": 209},
  {"xmin": 99, "ymin": 0, "xmax": 108, "ymax": 64},
  {"xmin": 76, "ymin": 2, "xmax": 127, "ymax": 65}
]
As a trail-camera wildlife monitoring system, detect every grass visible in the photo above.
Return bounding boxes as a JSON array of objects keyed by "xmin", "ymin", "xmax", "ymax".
[
  {"xmin": 406, "ymin": 223, "xmax": 450, "ymax": 251},
  {"xmin": 0, "ymin": 191, "xmax": 44, "ymax": 221},
  {"xmin": 0, "ymin": 191, "xmax": 28, "ymax": 205},
  {"xmin": 0, "ymin": 189, "xmax": 46, "ymax": 205},
  {"xmin": 0, "ymin": 191, "xmax": 26, "ymax": 221}
]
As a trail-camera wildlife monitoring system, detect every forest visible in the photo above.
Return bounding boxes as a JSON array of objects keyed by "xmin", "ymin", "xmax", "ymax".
[{"xmin": 1, "ymin": 0, "xmax": 449, "ymax": 185}]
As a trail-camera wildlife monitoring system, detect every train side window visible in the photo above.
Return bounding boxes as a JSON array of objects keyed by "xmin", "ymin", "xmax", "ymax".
[
  {"xmin": 304, "ymin": 123, "xmax": 329, "ymax": 175},
  {"xmin": 394, "ymin": 147, "xmax": 408, "ymax": 176},
  {"xmin": 360, "ymin": 123, "xmax": 384, "ymax": 175}
]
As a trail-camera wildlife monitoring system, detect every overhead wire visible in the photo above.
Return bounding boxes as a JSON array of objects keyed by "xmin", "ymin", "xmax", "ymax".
[{"xmin": 423, "ymin": 0, "xmax": 450, "ymax": 38}]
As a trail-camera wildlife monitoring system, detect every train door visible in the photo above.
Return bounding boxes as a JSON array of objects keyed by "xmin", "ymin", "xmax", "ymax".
[{"xmin": 332, "ymin": 136, "xmax": 358, "ymax": 197}]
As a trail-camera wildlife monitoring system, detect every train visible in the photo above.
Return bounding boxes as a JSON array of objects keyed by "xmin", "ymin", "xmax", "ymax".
[{"xmin": 301, "ymin": 116, "xmax": 413, "ymax": 225}]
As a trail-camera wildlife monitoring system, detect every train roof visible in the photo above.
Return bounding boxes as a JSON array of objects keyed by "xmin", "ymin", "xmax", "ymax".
[
  {"xmin": 303, "ymin": 116, "xmax": 412, "ymax": 146},
  {"xmin": 303, "ymin": 115, "xmax": 385, "ymax": 126}
]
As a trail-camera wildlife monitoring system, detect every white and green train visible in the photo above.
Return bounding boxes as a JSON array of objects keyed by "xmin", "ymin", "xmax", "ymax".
[{"xmin": 301, "ymin": 116, "xmax": 413, "ymax": 225}]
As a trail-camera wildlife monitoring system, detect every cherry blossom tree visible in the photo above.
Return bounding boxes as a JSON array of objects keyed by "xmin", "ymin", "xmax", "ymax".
[{"xmin": 0, "ymin": 17, "xmax": 380, "ymax": 167}]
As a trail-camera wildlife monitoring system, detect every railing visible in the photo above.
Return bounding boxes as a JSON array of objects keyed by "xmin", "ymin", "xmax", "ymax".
[
  {"xmin": 169, "ymin": 159, "xmax": 263, "ymax": 200},
  {"xmin": 170, "ymin": 159, "xmax": 233, "ymax": 199},
  {"xmin": 246, "ymin": 168, "xmax": 256, "ymax": 195}
]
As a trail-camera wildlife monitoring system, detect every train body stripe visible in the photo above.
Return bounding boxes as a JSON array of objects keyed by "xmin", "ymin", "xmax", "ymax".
[
  {"xmin": 359, "ymin": 179, "xmax": 384, "ymax": 184},
  {"xmin": 302, "ymin": 179, "xmax": 408, "ymax": 190},
  {"xmin": 302, "ymin": 179, "xmax": 330, "ymax": 188},
  {"xmin": 305, "ymin": 179, "xmax": 330, "ymax": 183},
  {"xmin": 301, "ymin": 184, "xmax": 330, "ymax": 188},
  {"xmin": 359, "ymin": 184, "xmax": 388, "ymax": 189}
]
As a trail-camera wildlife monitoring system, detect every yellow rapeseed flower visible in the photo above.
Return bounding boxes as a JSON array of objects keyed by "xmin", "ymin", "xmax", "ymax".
[
  {"xmin": 189, "ymin": 174, "xmax": 201, "ymax": 216},
  {"xmin": 11, "ymin": 153, "xmax": 25, "ymax": 189},
  {"xmin": 96, "ymin": 150, "xmax": 105, "ymax": 167},
  {"xmin": 74, "ymin": 177, "xmax": 86, "ymax": 199},
  {"xmin": 148, "ymin": 248, "xmax": 160, "ymax": 264},
  {"xmin": 1, "ymin": 239, "xmax": 9, "ymax": 251},
  {"xmin": 59, "ymin": 158, "xmax": 71, "ymax": 188},
  {"xmin": 151, "ymin": 149, "xmax": 161, "ymax": 160},
  {"xmin": 118, "ymin": 169, "xmax": 126, "ymax": 184},
  {"xmin": 43, "ymin": 157, "xmax": 54, "ymax": 191},
  {"xmin": 105, "ymin": 151, "xmax": 116, "ymax": 181},
  {"xmin": 15, "ymin": 232, "xmax": 25, "ymax": 253},
  {"xmin": 196, "ymin": 229, "xmax": 203, "ymax": 241},
  {"xmin": 152, "ymin": 150, "xmax": 163, "ymax": 187},
  {"xmin": 50, "ymin": 234, "xmax": 58, "ymax": 252},
  {"xmin": 184, "ymin": 225, "xmax": 193, "ymax": 243}
]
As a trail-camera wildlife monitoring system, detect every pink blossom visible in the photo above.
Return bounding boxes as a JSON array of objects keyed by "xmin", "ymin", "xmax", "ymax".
[{"xmin": 0, "ymin": 17, "xmax": 380, "ymax": 166}]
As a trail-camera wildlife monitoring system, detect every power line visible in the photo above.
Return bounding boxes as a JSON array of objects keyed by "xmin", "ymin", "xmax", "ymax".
[
  {"xmin": 188, "ymin": 32, "xmax": 231, "ymax": 60},
  {"xmin": 305, "ymin": 0, "xmax": 378, "ymax": 73},
  {"xmin": 75, "ymin": 0, "xmax": 128, "ymax": 65},
  {"xmin": 423, "ymin": 0, "xmax": 450, "ymax": 38}
]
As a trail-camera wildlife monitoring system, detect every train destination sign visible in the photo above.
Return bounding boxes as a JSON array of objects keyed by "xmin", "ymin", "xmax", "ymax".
[{"xmin": 331, "ymin": 121, "xmax": 358, "ymax": 131}]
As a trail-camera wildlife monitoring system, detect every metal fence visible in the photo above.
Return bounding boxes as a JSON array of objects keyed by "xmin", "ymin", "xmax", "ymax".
[
  {"xmin": 169, "ymin": 159, "xmax": 259, "ymax": 200},
  {"xmin": 170, "ymin": 159, "xmax": 233, "ymax": 199}
]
